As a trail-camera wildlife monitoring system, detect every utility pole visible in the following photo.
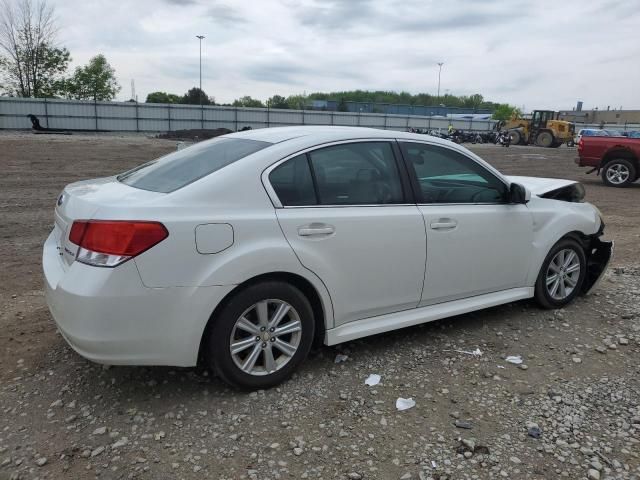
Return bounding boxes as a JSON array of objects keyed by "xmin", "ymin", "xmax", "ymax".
[
  {"xmin": 196, "ymin": 35, "xmax": 205, "ymax": 105},
  {"xmin": 196, "ymin": 35, "xmax": 205, "ymax": 128},
  {"xmin": 437, "ymin": 62, "xmax": 444, "ymax": 104}
]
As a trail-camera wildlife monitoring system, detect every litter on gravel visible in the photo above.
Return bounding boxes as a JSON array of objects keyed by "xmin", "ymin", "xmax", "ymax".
[
  {"xmin": 444, "ymin": 348, "xmax": 483, "ymax": 357},
  {"xmin": 505, "ymin": 355, "xmax": 523, "ymax": 364},
  {"xmin": 364, "ymin": 374, "xmax": 381, "ymax": 386},
  {"xmin": 334, "ymin": 354, "xmax": 349, "ymax": 364},
  {"xmin": 395, "ymin": 397, "xmax": 416, "ymax": 411}
]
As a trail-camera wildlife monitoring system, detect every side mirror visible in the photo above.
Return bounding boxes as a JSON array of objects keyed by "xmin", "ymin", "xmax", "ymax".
[{"xmin": 509, "ymin": 183, "xmax": 530, "ymax": 204}]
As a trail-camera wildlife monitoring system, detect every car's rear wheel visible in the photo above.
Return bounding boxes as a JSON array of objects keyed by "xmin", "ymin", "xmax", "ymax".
[
  {"xmin": 601, "ymin": 159, "xmax": 636, "ymax": 187},
  {"xmin": 207, "ymin": 281, "xmax": 314, "ymax": 390},
  {"xmin": 534, "ymin": 238, "xmax": 586, "ymax": 309}
]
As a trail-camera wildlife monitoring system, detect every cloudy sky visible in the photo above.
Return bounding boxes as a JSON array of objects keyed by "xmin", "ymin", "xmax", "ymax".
[{"xmin": 49, "ymin": 0, "xmax": 639, "ymax": 110}]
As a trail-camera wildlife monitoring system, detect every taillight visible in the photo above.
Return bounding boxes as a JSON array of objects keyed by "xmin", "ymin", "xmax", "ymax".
[
  {"xmin": 578, "ymin": 138, "xmax": 584, "ymax": 153},
  {"xmin": 69, "ymin": 220, "xmax": 168, "ymax": 267}
]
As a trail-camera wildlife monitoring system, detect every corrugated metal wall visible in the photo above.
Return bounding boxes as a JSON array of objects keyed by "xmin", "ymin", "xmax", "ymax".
[{"xmin": 0, "ymin": 97, "xmax": 499, "ymax": 133}]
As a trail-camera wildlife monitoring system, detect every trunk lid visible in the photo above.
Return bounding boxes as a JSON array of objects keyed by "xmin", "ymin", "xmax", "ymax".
[{"xmin": 54, "ymin": 177, "xmax": 164, "ymax": 267}]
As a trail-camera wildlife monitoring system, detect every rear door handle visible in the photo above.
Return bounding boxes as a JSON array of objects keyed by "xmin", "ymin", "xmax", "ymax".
[
  {"xmin": 430, "ymin": 219, "xmax": 458, "ymax": 230},
  {"xmin": 297, "ymin": 223, "xmax": 335, "ymax": 237}
]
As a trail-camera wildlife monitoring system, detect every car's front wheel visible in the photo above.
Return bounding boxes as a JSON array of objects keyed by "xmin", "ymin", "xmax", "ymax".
[
  {"xmin": 534, "ymin": 238, "xmax": 586, "ymax": 309},
  {"xmin": 207, "ymin": 281, "xmax": 315, "ymax": 390}
]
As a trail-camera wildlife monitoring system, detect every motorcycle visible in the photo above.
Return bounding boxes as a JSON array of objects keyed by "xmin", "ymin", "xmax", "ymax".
[{"xmin": 496, "ymin": 131, "xmax": 511, "ymax": 147}]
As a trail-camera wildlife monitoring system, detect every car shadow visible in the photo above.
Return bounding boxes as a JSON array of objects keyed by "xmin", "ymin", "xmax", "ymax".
[{"xmin": 44, "ymin": 298, "xmax": 543, "ymax": 407}]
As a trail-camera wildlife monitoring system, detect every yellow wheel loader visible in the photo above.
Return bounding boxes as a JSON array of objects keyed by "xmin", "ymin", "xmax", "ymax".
[{"xmin": 503, "ymin": 110, "xmax": 575, "ymax": 148}]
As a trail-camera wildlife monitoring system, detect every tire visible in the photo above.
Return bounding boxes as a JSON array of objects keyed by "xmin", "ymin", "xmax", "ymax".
[
  {"xmin": 206, "ymin": 281, "xmax": 315, "ymax": 390},
  {"xmin": 509, "ymin": 130, "xmax": 521, "ymax": 145},
  {"xmin": 534, "ymin": 238, "xmax": 586, "ymax": 309},
  {"xmin": 567, "ymin": 139, "xmax": 575, "ymax": 147},
  {"xmin": 601, "ymin": 159, "xmax": 636, "ymax": 187},
  {"xmin": 535, "ymin": 131, "xmax": 554, "ymax": 147}
]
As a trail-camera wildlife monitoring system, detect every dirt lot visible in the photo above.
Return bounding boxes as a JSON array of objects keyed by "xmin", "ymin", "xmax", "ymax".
[{"xmin": 1, "ymin": 132, "xmax": 639, "ymax": 480}]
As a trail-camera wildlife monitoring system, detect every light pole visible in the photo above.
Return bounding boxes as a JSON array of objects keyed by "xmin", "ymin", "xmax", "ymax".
[
  {"xmin": 196, "ymin": 35, "xmax": 205, "ymax": 128},
  {"xmin": 437, "ymin": 62, "xmax": 444, "ymax": 103}
]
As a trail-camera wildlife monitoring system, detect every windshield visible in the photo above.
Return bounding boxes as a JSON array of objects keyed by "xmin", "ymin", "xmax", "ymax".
[{"xmin": 118, "ymin": 137, "xmax": 271, "ymax": 193}]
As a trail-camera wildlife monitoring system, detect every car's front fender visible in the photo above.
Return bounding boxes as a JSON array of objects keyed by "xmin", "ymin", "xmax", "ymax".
[{"xmin": 525, "ymin": 197, "xmax": 602, "ymax": 286}]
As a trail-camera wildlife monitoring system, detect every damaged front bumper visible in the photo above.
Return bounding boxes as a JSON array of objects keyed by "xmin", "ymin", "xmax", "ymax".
[{"xmin": 583, "ymin": 233, "xmax": 614, "ymax": 295}]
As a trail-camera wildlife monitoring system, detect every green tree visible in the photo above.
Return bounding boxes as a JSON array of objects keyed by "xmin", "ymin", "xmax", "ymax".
[
  {"xmin": 65, "ymin": 54, "xmax": 120, "ymax": 100},
  {"xmin": 461, "ymin": 93, "xmax": 484, "ymax": 110},
  {"xmin": 267, "ymin": 94, "xmax": 288, "ymax": 109},
  {"xmin": 0, "ymin": 0, "xmax": 71, "ymax": 97},
  {"xmin": 232, "ymin": 95, "xmax": 264, "ymax": 108},
  {"xmin": 181, "ymin": 87, "xmax": 213, "ymax": 105},
  {"xmin": 492, "ymin": 104, "xmax": 522, "ymax": 121},
  {"xmin": 293, "ymin": 89, "xmax": 503, "ymax": 111},
  {"xmin": 145, "ymin": 91, "xmax": 181, "ymax": 103},
  {"xmin": 285, "ymin": 94, "xmax": 307, "ymax": 109}
]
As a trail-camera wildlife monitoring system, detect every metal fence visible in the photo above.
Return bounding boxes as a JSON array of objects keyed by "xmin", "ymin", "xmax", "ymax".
[{"xmin": 0, "ymin": 96, "xmax": 498, "ymax": 133}]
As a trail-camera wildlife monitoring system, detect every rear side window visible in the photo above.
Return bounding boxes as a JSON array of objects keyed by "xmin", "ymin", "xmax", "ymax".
[
  {"xmin": 118, "ymin": 137, "xmax": 270, "ymax": 193},
  {"xmin": 308, "ymin": 142, "xmax": 404, "ymax": 205},
  {"xmin": 269, "ymin": 154, "xmax": 317, "ymax": 206}
]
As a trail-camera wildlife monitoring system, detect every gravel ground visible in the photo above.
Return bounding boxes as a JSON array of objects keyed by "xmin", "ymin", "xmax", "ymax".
[{"xmin": 0, "ymin": 132, "xmax": 639, "ymax": 480}]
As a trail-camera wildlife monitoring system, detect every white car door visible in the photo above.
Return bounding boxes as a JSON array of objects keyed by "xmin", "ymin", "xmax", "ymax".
[
  {"xmin": 266, "ymin": 141, "xmax": 426, "ymax": 327},
  {"xmin": 398, "ymin": 141, "xmax": 534, "ymax": 306}
]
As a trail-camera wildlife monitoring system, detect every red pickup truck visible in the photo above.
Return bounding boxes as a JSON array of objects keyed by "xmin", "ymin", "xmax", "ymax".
[{"xmin": 576, "ymin": 136, "xmax": 640, "ymax": 187}]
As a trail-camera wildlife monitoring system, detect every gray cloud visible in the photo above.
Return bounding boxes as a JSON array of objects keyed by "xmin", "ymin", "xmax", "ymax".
[
  {"xmin": 245, "ymin": 60, "xmax": 367, "ymax": 86},
  {"xmin": 206, "ymin": 4, "xmax": 246, "ymax": 25},
  {"xmin": 296, "ymin": 0, "xmax": 376, "ymax": 31},
  {"xmin": 162, "ymin": 0, "xmax": 198, "ymax": 5},
  {"xmin": 47, "ymin": 0, "xmax": 640, "ymax": 109}
]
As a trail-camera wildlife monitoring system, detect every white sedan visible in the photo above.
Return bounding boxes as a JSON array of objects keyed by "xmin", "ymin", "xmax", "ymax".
[{"xmin": 43, "ymin": 126, "xmax": 612, "ymax": 389}]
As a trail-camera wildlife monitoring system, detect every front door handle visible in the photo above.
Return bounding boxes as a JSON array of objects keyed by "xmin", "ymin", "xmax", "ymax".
[
  {"xmin": 430, "ymin": 218, "xmax": 458, "ymax": 230},
  {"xmin": 298, "ymin": 223, "xmax": 335, "ymax": 237}
]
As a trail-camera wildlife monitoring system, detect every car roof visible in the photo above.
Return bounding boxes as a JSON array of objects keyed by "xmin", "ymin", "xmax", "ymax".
[{"xmin": 225, "ymin": 125, "xmax": 455, "ymax": 147}]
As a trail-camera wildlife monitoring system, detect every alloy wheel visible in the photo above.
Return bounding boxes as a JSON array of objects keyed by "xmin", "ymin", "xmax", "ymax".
[
  {"xmin": 229, "ymin": 299, "xmax": 302, "ymax": 376},
  {"xmin": 545, "ymin": 249, "xmax": 581, "ymax": 300},
  {"xmin": 606, "ymin": 163, "xmax": 630, "ymax": 185}
]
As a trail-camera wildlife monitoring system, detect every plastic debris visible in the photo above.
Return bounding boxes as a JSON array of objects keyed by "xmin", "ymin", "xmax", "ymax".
[
  {"xmin": 454, "ymin": 420, "xmax": 473, "ymax": 429},
  {"xmin": 395, "ymin": 397, "xmax": 416, "ymax": 411},
  {"xmin": 444, "ymin": 348, "xmax": 483, "ymax": 357},
  {"xmin": 528, "ymin": 426, "xmax": 543, "ymax": 438},
  {"xmin": 431, "ymin": 460, "xmax": 437, "ymax": 468},
  {"xmin": 334, "ymin": 354, "xmax": 349, "ymax": 364},
  {"xmin": 364, "ymin": 374, "xmax": 381, "ymax": 386},
  {"xmin": 505, "ymin": 355, "xmax": 523, "ymax": 365}
]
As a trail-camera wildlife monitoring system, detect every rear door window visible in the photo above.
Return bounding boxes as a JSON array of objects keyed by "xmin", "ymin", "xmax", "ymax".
[
  {"xmin": 307, "ymin": 142, "xmax": 405, "ymax": 205},
  {"xmin": 118, "ymin": 137, "xmax": 270, "ymax": 193}
]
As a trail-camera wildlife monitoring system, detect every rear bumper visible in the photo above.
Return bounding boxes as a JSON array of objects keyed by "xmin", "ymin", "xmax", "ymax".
[{"xmin": 43, "ymin": 231, "xmax": 235, "ymax": 366}]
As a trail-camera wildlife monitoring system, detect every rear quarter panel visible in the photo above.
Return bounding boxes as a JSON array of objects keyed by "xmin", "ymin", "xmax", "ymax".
[{"xmin": 116, "ymin": 143, "xmax": 337, "ymax": 328}]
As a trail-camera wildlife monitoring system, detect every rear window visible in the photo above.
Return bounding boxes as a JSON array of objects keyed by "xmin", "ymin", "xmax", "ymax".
[{"xmin": 118, "ymin": 137, "xmax": 271, "ymax": 193}]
